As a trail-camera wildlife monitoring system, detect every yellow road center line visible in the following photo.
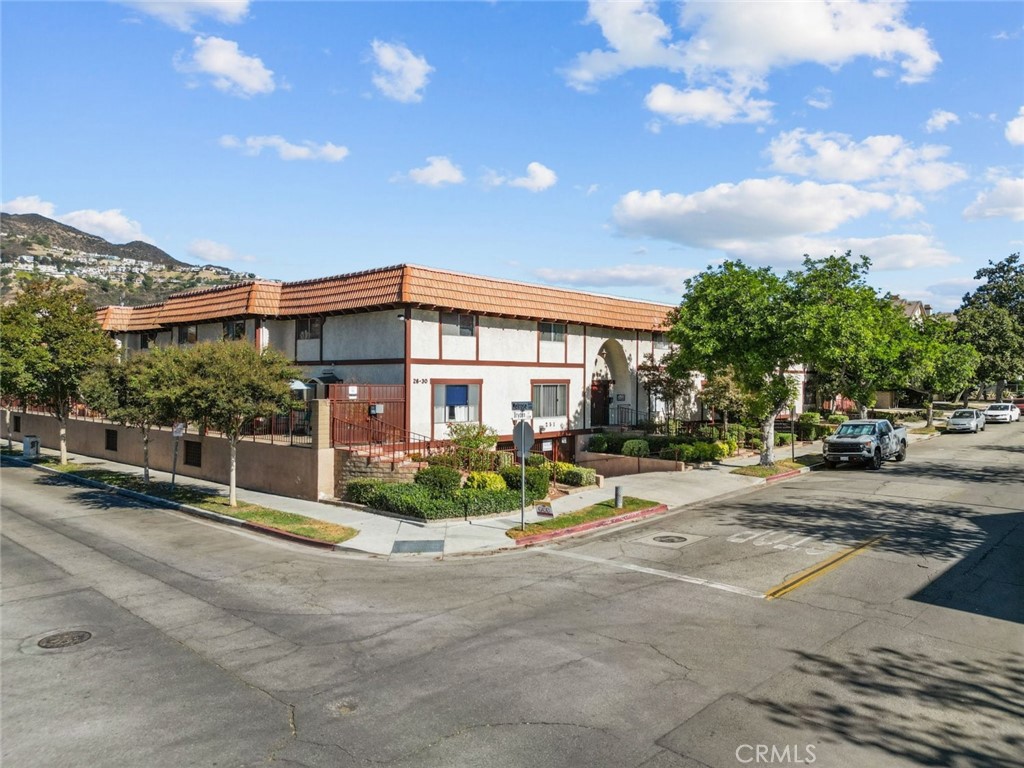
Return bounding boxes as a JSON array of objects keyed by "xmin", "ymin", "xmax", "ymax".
[{"xmin": 764, "ymin": 535, "xmax": 886, "ymax": 600}]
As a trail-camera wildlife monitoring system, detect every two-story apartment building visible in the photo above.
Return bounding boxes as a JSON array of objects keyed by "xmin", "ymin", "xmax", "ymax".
[{"xmin": 96, "ymin": 264, "xmax": 686, "ymax": 451}]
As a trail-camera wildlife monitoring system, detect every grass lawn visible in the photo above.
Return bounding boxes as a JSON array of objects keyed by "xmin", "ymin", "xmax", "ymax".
[
  {"xmin": 4, "ymin": 450, "xmax": 357, "ymax": 545},
  {"xmin": 505, "ymin": 496, "xmax": 659, "ymax": 540},
  {"xmin": 910, "ymin": 426, "xmax": 942, "ymax": 435},
  {"xmin": 731, "ymin": 454, "xmax": 822, "ymax": 478}
]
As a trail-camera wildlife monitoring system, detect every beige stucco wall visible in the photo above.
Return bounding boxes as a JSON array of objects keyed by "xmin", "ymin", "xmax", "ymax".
[{"xmin": 3, "ymin": 408, "xmax": 333, "ymax": 501}]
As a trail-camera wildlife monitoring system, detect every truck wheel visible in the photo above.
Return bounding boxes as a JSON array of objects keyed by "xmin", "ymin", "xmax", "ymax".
[
  {"xmin": 869, "ymin": 449, "xmax": 882, "ymax": 470},
  {"xmin": 895, "ymin": 441, "xmax": 907, "ymax": 462}
]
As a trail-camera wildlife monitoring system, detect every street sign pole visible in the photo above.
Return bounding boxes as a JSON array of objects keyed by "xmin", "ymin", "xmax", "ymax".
[
  {"xmin": 511, "ymin": 412, "xmax": 535, "ymax": 532},
  {"xmin": 170, "ymin": 422, "xmax": 185, "ymax": 489}
]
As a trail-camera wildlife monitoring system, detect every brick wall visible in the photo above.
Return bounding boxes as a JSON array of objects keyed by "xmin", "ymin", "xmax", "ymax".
[{"xmin": 334, "ymin": 449, "xmax": 425, "ymax": 499}]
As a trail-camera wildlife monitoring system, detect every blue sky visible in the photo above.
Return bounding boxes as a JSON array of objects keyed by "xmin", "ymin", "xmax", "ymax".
[{"xmin": 2, "ymin": 1, "xmax": 1022, "ymax": 311}]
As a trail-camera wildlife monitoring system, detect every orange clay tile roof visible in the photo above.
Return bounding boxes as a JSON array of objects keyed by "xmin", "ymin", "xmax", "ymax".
[{"xmin": 96, "ymin": 265, "xmax": 674, "ymax": 332}]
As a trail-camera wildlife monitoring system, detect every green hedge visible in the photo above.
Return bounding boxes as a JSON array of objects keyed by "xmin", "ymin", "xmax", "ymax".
[
  {"xmin": 587, "ymin": 434, "xmax": 608, "ymax": 452},
  {"xmin": 775, "ymin": 432, "xmax": 794, "ymax": 446},
  {"xmin": 622, "ymin": 439, "xmax": 650, "ymax": 457},
  {"xmin": 414, "ymin": 465, "xmax": 462, "ymax": 497},
  {"xmin": 345, "ymin": 478, "xmax": 383, "ymax": 504},
  {"xmin": 558, "ymin": 465, "xmax": 597, "ymax": 487},
  {"xmin": 463, "ymin": 471, "xmax": 507, "ymax": 491},
  {"xmin": 348, "ymin": 481, "xmax": 521, "ymax": 520},
  {"xmin": 826, "ymin": 413, "xmax": 848, "ymax": 424},
  {"xmin": 500, "ymin": 465, "xmax": 550, "ymax": 502}
]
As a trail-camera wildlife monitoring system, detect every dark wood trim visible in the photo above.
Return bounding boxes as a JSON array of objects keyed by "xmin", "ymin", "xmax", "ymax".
[
  {"xmin": 409, "ymin": 358, "xmax": 584, "ymax": 369},
  {"xmin": 475, "ymin": 314, "xmax": 480, "ymax": 361},
  {"xmin": 403, "ymin": 306, "xmax": 412, "ymax": 434},
  {"xmin": 437, "ymin": 310, "xmax": 443, "ymax": 360},
  {"xmin": 294, "ymin": 358, "xmax": 406, "ymax": 367},
  {"xmin": 583, "ymin": 325, "xmax": 589, "ymax": 430}
]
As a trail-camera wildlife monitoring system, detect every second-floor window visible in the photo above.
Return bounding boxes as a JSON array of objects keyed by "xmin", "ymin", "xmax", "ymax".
[
  {"xmin": 441, "ymin": 312, "xmax": 476, "ymax": 337},
  {"xmin": 178, "ymin": 324, "xmax": 197, "ymax": 345},
  {"xmin": 539, "ymin": 322, "xmax": 565, "ymax": 342},
  {"xmin": 223, "ymin": 320, "xmax": 246, "ymax": 341},
  {"xmin": 297, "ymin": 317, "xmax": 322, "ymax": 340}
]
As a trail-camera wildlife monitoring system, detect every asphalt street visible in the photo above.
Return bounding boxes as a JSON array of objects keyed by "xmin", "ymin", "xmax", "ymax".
[{"xmin": 2, "ymin": 423, "xmax": 1022, "ymax": 767}]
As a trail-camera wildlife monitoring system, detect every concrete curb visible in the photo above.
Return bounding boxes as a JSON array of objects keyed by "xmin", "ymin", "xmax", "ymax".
[
  {"xmin": 511, "ymin": 503, "xmax": 670, "ymax": 547},
  {"xmin": 2, "ymin": 455, "xmax": 350, "ymax": 551}
]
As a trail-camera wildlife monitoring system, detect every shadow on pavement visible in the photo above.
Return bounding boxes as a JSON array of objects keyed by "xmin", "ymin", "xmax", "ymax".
[{"xmin": 749, "ymin": 646, "xmax": 1024, "ymax": 767}]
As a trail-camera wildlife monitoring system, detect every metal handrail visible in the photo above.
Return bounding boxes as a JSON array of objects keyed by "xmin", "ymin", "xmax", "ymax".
[{"xmin": 331, "ymin": 415, "xmax": 436, "ymax": 462}]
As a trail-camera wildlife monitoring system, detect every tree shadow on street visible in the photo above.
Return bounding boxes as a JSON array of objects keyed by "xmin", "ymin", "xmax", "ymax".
[{"xmin": 749, "ymin": 645, "xmax": 1024, "ymax": 767}]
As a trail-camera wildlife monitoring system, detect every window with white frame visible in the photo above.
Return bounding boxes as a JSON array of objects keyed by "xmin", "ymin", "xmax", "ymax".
[
  {"xmin": 433, "ymin": 383, "xmax": 480, "ymax": 423},
  {"xmin": 539, "ymin": 322, "xmax": 565, "ymax": 342},
  {"xmin": 532, "ymin": 383, "xmax": 567, "ymax": 418},
  {"xmin": 296, "ymin": 317, "xmax": 322, "ymax": 340},
  {"xmin": 441, "ymin": 312, "xmax": 476, "ymax": 337}
]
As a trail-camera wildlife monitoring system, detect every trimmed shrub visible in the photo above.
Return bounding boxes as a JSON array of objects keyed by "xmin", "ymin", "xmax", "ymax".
[
  {"xmin": 559, "ymin": 466, "xmax": 597, "ymax": 487},
  {"xmin": 725, "ymin": 437, "xmax": 738, "ymax": 456},
  {"xmin": 500, "ymin": 465, "xmax": 551, "ymax": 502},
  {"xmin": 463, "ymin": 471, "xmax": 507, "ymax": 491},
  {"xmin": 750, "ymin": 437, "xmax": 764, "ymax": 451},
  {"xmin": 775, "ymin": 432, "xmax": 794, "ymax": 446},
  {"xmin": 658, "ymin": 444, "xmax": 687, "ymax": 461},
  {"xmin": 602, "ymin": 434, "xmax": 630, "ymax": 454},
  {"xmin": 414, "ymin": 465, "xmax": 461, "ymax": 497},
  {"xmin": 587, "ymin": 434, "xmax": 608, "ymax": 452},
  {"xmin": 345, "ymin": 478, "xmax": 382, "ymax": 504},
  {"xmin": 454, "ymin": 488, "xmax": 522, "ymax": 518},
  {"xmin": 425, "ymin": 452, "xmax": 460, "ymax": 469},
  {"xmin": 711, "ymin": 441, "xmax": 730, "ymax": 460},
  {"xmin": 826, "ymin": 413, "xmax": 848, "ymax": 424},
  {"xmin": 362, "ymin": 483, "xmax": 460, "ymax": 518},
  {"xmin": 525, "ymin": 453, "xmax": 548, "ymax": 467},
  {"xmin": 622, "ymin": 439, "xmax": 650, "ymax": 457},
  {"xmin": 646, "ymin": 435, "xmax": 673, "ymax": 453},
  {"xmin": 798, "ymin": 412, "xmax": 822, "ymax": 425}
]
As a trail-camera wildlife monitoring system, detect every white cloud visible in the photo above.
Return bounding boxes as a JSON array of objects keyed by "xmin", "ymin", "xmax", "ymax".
[
  {"xmin": 187, "ymin": 238, "xmax": 253, "ymax": 263},
  {"xmin": 963, "ymin": 176, "xmax": 1024, "ymax": 222},
  {"xmin": 535, "ymin": 264, "xmax": 698, "ymax": 290},
  {"xmin": 614, "ymin": 179, "xmax": 902, "ymax": 247},
  {"xmin": 644, "ymin": 83, "xmax": 773, "ymax": 126},
  {"xmin": 805, "ymin": 86, "xmax": 832, "ymax": 110},
  {"xmin": 370, "ymin": 40, "xmax": 433, "ymax": 103},
  {"xmin": 1005, "ymin": 106, "xmax": 1024, "ymax": 146},
  {"xmin": 1, "ymin": 195, "xmax": 56, "ymax": 216},
  {"xmin": 564, "ymin": 0, "xmax": 686, "ymax": 92},
  {"xmin": 767, "ymin": 129, "xmax": 967, "ymax": 192},
  {"xmin": 487, "ymin": 162, "xmax": 558, "ymax": 192},
  {"xmin": 219, "ymin": 134, "xmax": 349, "ymax": 161},
  {"xmin": 924, "ymin": 109, "xmax": 959, "ymax": 133},
  {"xmin": 565, "ymin": 0, "xmax": 939, "ymax": 124},
  {"xmin": 676, "ymin": 1, "xmax": 940, "ymax": 85},
  {"xmin": 175, "ymin": 36, "xmax": 274, "ymax": 97},
  {"xmin": 119, "ymin": 1, "xmax": 249, "ymax": 32},
  {"xmin": 403, "ymin": 156, "xmax": 465, "ymax": 187},
  {"xmin": 60, "ymin": 209, "xmax": 152, "ymax": 243}
]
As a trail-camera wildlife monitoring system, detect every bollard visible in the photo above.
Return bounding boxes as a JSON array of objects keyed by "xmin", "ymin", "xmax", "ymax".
[{"xmin": 614, "ymin": 485, "xmax": 623, "ymax": 509}]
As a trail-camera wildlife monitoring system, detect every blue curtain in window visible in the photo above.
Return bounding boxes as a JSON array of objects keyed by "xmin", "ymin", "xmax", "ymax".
[{"xmin": 446, "ymin": 385, "xmax": 469, "ymax": 407}]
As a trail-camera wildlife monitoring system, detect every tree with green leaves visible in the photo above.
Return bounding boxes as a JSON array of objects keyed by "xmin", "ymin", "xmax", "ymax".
[
  {"xmin": 178, "ymin": 341, "xmax": 298, "ymax": 506},
  {"xmin": 668, "ymin": 261, "xmax": 799, "ymax": 466},
  {"xmin": 81, "ymin": 347, "xmax": 188, "ymax": 482},
  {"xmin": 790, "ymin": 252, "xmax": 914, "ymax": 418},
  {"xmin": 957, "ymin": 254, "xmax": 1024, "ymax": 400},
  {"xmin": 908, "ymin": 315, "xmax": 981, "ymax": 426},
  {"xmin": 637, "ymin": 348, "xmax": 696, "ymax": 424},
  {"xmin": 0, "ymin": 279, "xmax": 117, "ymax": 463},
  {"xmin": 698, "ymin": 365, "xmax": 749, "ymax": 433}
]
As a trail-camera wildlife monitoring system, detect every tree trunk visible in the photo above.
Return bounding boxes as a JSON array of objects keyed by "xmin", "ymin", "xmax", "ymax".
[
  {"xmin": 6, "ymin": 410, "xmax": 12, "ymax": 451},
  {"xmin": 760, "ymin": 416, "xmax": 775, "ymax": 466},
  {"xmin": 142, "ymin": 430, "xmax": 150, "ymax": 484},
  {"xmin": 996, "ymin": 380, "xmax": 1006, "ymax": 401},
  {"xmin": 58, "ymin": 416, "xmax": 68, "ymax": 464},
  {"xmin": 229, "ymin": 438, "xmax": 237, "ymax": 507},
  {"xmin": 856, "ymin": 401, "xmax": 869, "ymax": 419},
  {"xmin": 926, "ymin": 397, "xmax": 934, "ymax": 428}
]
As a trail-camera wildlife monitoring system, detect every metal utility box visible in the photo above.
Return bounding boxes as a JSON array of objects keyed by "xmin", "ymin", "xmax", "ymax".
[
  {"xmin": 368, "ymin": 403, "xmax": 385, "ymax": 416},
  {"xmin": 22, "ymin": 435, "xmax": 40, "ymax": 459}
]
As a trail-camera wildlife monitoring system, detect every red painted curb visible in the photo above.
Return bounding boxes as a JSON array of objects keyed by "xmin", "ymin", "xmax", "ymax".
[
  {"xmin": 513, "ymin": 504, "xmax": 669, "ymax": 547},
  {"xmin": 765, "ymin": 468, "xmax": 804, "ymax": 483},
  {"xmin": 241, "ymin": 521, "xmax": 339, "ymax": 550}
]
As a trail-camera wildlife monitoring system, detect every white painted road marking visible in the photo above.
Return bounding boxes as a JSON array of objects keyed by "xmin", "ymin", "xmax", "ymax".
[
  {"xmin": 727, "ymin": 529, "xmax": 842, "ymax": 556},
  {"xmin": 541, "ymin": 550, "xmax": 765, "ymax": 599}
]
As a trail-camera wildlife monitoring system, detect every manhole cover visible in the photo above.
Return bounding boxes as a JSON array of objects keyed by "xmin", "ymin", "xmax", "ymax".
[
  {"xmin": 653, "ymin": 535, "xmax": 689, "ymax": 543},
  {"xmin": 38, "ymin": 631, "xmax": 92, "ymax": 649}
]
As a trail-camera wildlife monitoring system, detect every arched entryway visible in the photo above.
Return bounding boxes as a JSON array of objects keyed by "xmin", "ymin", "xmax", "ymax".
[{"xmin": 590, "ymin": 339, "xmax": 631, "ymax": 427}]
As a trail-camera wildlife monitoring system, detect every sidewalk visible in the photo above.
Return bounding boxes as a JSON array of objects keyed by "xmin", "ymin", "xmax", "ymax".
[{"xmin": 5, "ymin": 429, "xmax": 931, "ymax": 558}]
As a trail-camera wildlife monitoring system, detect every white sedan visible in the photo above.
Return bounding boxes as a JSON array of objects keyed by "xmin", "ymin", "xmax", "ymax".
[{"xmin": 983, "ymin": 403, "xmax": 1021, "ymax": 423}]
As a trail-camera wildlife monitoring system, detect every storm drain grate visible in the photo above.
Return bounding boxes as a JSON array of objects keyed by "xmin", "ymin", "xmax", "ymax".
[
  {"xmin": 653, "ymin": 535, "xmax": 689, "ymax": 543},
  {"xmin": 630, "ymin": 531, "xmax": 708, "ymax": 549},
  {"xmin": 392, "ymin": 540, "xmax": 445, "ymax": 554},
  {"xmin": 38, "ymin": 631, "xmax": 92, "ymax": 649}
]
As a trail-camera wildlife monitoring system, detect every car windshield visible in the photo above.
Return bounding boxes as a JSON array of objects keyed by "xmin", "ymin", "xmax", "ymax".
[
  {"xmin": 987, "ymin": 404, "xmax": 1009, "ymax": 411},
  {"xmin": 951, "ymin": 410, "xmax": 975, "ymax": 418},
  {"xmin": 834, "ymin": 423, "xmax": 875, "ymax": 437}
]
